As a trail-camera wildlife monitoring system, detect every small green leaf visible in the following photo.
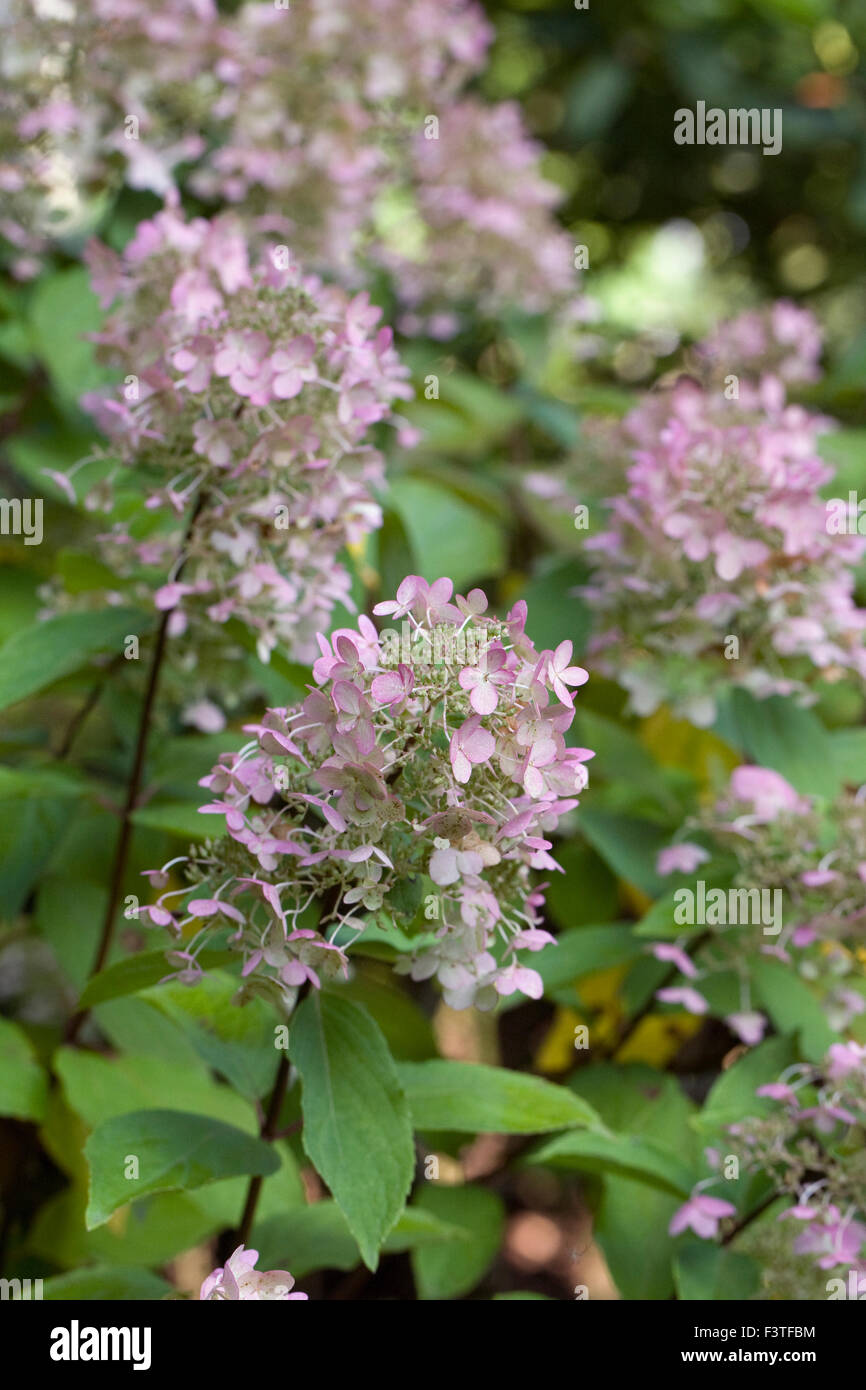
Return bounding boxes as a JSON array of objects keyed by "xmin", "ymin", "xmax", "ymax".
[
  {"xmin": 411, "ymin": 1184, "xmax": 505, "ymax": 1300},
  {"xmin": 752, "ymin": 958, "xmax": 838, "ymax": 1063},
  {"xmin": 42, "ymin": 1266, "xmax": 173, "ymax": 1301},
  {"xmin": 129, "ymin": 801, "xmax": 214, "ymax": 840},
  {"xmin": 84, "ymin": 1109, "xmax": 279, "ymax": 1228},
  {"xmin": 674, "ymin": 1240, "xmax": 761, "ymax": 1301},
  {"xmin": 526, "ymin": 1129, "xmax": 694, "ymax": 1197},
  {"xmin": 695, "ymin": 1035, "xmax": 798, "ymax": 1136},
  {"xmin": 389, "ymin": 476, "xmax": 507, "ymax": 589},
  {"xmin": 578, "ymin": 809, "xmax": 667, "ymax": 897},
  {"xmin": 56, "ymin": 1048, "xmax": 254, "ymax": 1133},
  {"xmin": 141, "ymin": 972, "xmax": 280, "ymax": 1100},
  {"xmin": 0, "ymin": 608, "xmax": 151, "ymax": 713},
  {"xmin": 253, "ymin": 1200, "xmax": 467, "ymax": 1277},
  {"xmin": 78, "ymin": 949, "xmax": 236, "ymax": 1009},
  {"xmin": 0, "ymin": 1018, "xmax": 48, "ymax": 1121},
  {"xmin": 398, "ymin": 1060, "xmax": 605, "ymax": 1134}
]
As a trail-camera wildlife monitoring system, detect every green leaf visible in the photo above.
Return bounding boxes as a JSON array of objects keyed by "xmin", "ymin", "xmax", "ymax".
[
  {"xmin": 375, "ymin": 507, "xmax": 416, "ymax": 601},
  {"xmin": 291, "ymin": 993, "xmax": 414, "ymax": 1270},
  {"xmin": 397, "ymin": 1060, "xmax": 605, "ymax": 1134},
  {"xmin": 568, "ymin": 1063, "xmax": 698, "ymax": 1152},
  {"xmin": 544, "ymin": 841, "xmax": 619, "ymax": 931},
  {"xmin": 253, "ymin": 1203, "xmax": 360, "ymax": 1277},
  {"xmin": 595, "ymin": 1175, "xmax": 679, "ymax": 1300},
  {"xmin": 831, "ymin": 728, "xmax": 866, "ymax": 786},
  {"xmin": 129, "ymin": 801, "xmax": 214, "ymax": 840},
  {"xmin": 820, "ymin": 428, "xmax": 866, "ymax": 494},
  {"xmin": 192, "ymin": 1144, "xmax": 305, "ymax": 1230},
  {"xmin": 42, "ymin": 1266, "xmax": 172, "ymax": 1301},
  {"xmin": 326, "ymin": 973, "xmax": 437, "ymax": 1060},
  {"xmin": 253, "ymin": 1200, "xmax": 467, "ymax": 1277},
  {"xmin": 526, "ymin": 1129, "xmax": 694, "ymax": 1197},
  {"xmin": 0, "ymin": 1017, "xmax": 48, "ymax": 1121},
  {"xmin": 517, "ymin": 558, "xmax": 592, "ymax": 656},
  {"xmin": 0, "ymin": 608, "xmax": 150, "ymax": 713},
  {"xmin": 389, "ymin": 476, "xmax": 507, "ymax": 589},
  {"xmin": 578, "ymin": 809, "xmax": 666, "ymax": 897},
  {"xmin": 84, "ymin": 1109, "xmax": 280, "ymax": 1228},
  {"xmin": 87, "ymin": 1191, "xmax": 228, "ymax": 1270},
  {"xmin": 411, "ymin": 1184, "xmax": 505, "ymax": 1300},
  {"xmin": 141, "ymin": 972, "xmax": 280, "ymax": 1101},
  {"xmin": 91, "ymin": 998, "xmax": 204, "ymax": 1070},
  {"xmin": 713, "ymin": 689, "xmax": 839, "ymax": 798},
  {"xmin": 528, "ymin": 924, "xmax": 642, "ymax": 998},
  {"xmin": 36, "ymin": 875, "xmax": 106, "ymax": 988},
  {"xmin": 752, "ymin": 957, "xmax": 839, "ymax": 1063},
  {"xmin": 674, "ymin": 1240, "xmax": 760, "ymax": 1300},
  {"xmin": 55, "ymin": 1048, "xmax": 255, "ymax": 1133},
  {"xmin": 0, "ymin": 766, "xmax": 86, "ymax": 800},
  {"xmin": 78, "ymin": 949, "xmax": 236, "ymax": 1009},
  {"xmin": 695, "ymin": 1035, "xmax": 799, "ymax": 1137},
  {"xmin": 633, "ymin": 863, "xmax": 735, "ymax": 939},
  {"xmin": 28, "ymin": 266, "xmax": 111, "ymax": 402},
  {"xmin": 0, "ymin": 771, "xmax": 90, "ymax": 920}
]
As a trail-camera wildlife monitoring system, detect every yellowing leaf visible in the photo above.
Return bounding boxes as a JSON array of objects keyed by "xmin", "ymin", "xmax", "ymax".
[
  {"xmin": 533, "ymin": 1007, "xmax": 585, "ymax": 1075},
  {"xmin": 616, "ymin": 1013, "xmax": 701, "ymax": 1066},
  {"xmin": 639, "ymin": 707, "xmax": 738, "ymax": 791}
]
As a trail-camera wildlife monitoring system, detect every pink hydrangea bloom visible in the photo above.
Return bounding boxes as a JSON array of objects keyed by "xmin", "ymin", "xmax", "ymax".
[
  {"xmin": 61, "ymin": 209, "xmax": 413, "ymax": 671},
  {"xmin": 1, "ymin": 0, "xmax": 570, "ymax": 316},
  {"xmin": 728, "ymin": 1048, "xmax": 866, "ymax": 1278},
  {"xmin": 581, "ymin": 352, "xmax": 866, "ymax": 725},
  {"xmin": 669, "ymin": 1193, "xmax": 736, "ymax": 1239},
  {"xmin": 200, "ymin": 1246, "xmax": 307, "ymax": 1301},
  {"xmin": 145, "ymin": 578, "xmax": 593, "ymax": 1011},
  {"xmin": 697, "ymin": 301, "xmax": 824, "ymax": 385},
  {"xmin": 656, "ymin": 985, "xmax": 709, "ymax": 1015},
  {"xmin": 727, "ymin": 766, "xmax": 811, "ymax": 824},
  {"xmin": 656, "ymin": 843, "xmax": 710, "ymax": 876}
]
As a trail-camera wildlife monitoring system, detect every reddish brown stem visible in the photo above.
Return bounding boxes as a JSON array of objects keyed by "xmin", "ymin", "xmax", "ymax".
[
  {"xmin": 65, "ymin": 493, "xmax": 206, "ymax": 1044},
  {"xmin": 237, "ymin": 1053, "xmax": 293, "ymax": 1247}
]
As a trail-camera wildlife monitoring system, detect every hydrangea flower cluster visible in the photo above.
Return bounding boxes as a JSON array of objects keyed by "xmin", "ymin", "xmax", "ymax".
[
  {"xmin": 581, "ymin": 373, "xmax": 866, "ymax": 726},
  {"xmin": 0, "ymin": 0, "xmax": 220, "ymax": 276},
  {"xmin": 379, "ymin": 100, "xmax": 573, "ymax": 320},
  {"xmin": 67, "ymin": 208, "xmax": 413, "ymax": 668},
  {"xmin": 653, "ymin": 765, "xmax": 866, "ymax": 1038},
  {"xmin": 725, "ymin": 1044, "xmax": 866, "ymax": 1278},
  {"xmin": 141, "ymin": 576, "xmax": 593, "ymax": 1011},
  {"xmin": 1, "ymin": 0, "xmax": 573, "ymax": 320},
  {"xmin": 695, "ymin": 300, "xmax": 824, "ymax": 386},
  {"xmin": 200, "ymin": 1245, "xmax": 307, "ymax": 1301}
]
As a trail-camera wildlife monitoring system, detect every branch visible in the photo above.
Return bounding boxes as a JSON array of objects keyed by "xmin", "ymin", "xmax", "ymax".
[{"xmin": 65, "ymin": 493, "xmax": 206, "ymax": 1044}]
